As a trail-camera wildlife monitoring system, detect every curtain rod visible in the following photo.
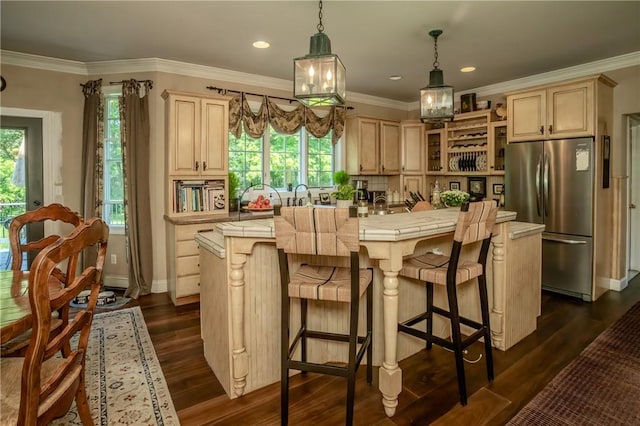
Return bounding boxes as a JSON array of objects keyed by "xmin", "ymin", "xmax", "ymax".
[
  {"xmin": 205, "ymin": 86, "xmax": 353, "ymax": 110},
  {"xmin": 79, "ymin": 79, "xmax": 154, "ymax": 88}
]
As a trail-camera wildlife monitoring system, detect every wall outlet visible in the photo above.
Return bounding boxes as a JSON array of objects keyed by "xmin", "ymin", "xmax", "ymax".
[{"xmin": 111, "ymin": 254, "xmax": 117, "ymax": 264}]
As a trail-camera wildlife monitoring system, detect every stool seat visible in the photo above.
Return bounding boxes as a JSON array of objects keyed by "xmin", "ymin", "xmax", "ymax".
[
  {"xmin": 288, "ymin": 264, "xmax": 373, "ymax": 302},
  {"xmin": 401, "ymin": 253, "xmax": 483, "ymax": 286},
  {"xmin": 397, "ymin": 201, "xmax": 498, "ymax": 407}
]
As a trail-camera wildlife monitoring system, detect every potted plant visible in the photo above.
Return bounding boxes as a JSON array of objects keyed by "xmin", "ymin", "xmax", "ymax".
[
  {"xmin": 331, "ymin": 170, "xmax": 355, "ymax": 208},
  {"xmin": 228, "ymin": 172, "xmax": 240, "ymax": 212}
]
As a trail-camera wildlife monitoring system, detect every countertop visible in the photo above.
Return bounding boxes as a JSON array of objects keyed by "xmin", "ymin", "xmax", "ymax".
[{"xmin": 195, "ymin": 208, "xmax": 518, "ymax": 247}]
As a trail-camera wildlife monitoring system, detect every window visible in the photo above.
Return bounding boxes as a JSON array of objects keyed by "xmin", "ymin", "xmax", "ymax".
[
  {"xmin": 103, "ymin": 92, "xmax": 125, "ymax": 228},
  {"xmin": 228, "ymin": 126, "xmax": 334, "ymax": 191},
  {"xmin": 228, "ymin": 132, "xmax": 263, "ymax": 189}
]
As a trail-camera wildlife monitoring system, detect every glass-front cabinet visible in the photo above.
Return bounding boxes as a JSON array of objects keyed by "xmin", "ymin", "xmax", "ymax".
[
  {"xmin": 425, "ymin": 128, "xmax": 445, "ymax": 174},
  {"xmin": 490, "ymin": 121, "xmax": 507, "ymax": 175}
]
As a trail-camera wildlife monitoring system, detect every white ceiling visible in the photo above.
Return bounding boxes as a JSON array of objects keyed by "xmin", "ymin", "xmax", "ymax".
[{"xmin": 1, "ymin": 1, "xmax": 639, "ymax": 103}]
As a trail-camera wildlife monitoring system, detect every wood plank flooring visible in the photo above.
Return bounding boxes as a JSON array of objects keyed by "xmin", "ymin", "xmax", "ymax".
[{"xmin": 123, "ymin": 275, "xmax": 640, "ymax": 425}]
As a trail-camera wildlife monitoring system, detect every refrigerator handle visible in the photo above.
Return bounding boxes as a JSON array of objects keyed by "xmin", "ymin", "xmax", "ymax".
[
  {"xmin": 543, "ymin": 152, "xmax": 550, "ymax": 217},
  {"xmin": 542, "ymin": 235, "xmax": 587, "ymax": 245},
  {"xmin": 535, "ymin": 154, "xmax": 542, "ymax": 216}
]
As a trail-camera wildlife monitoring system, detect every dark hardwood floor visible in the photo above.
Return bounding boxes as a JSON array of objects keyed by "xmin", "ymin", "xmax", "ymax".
[{"xmin": 122, "ymin": 274, "xmax": 640, "ymax": 425}]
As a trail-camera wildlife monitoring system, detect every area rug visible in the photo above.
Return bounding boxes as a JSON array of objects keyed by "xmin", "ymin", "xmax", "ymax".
[
  {"xmin": 507, "ymin": 301, "xmax": 640, "ymax": 425},
  {"xmin": 51, "ymin": 307, "xmax": 180, "ymax": 425}
]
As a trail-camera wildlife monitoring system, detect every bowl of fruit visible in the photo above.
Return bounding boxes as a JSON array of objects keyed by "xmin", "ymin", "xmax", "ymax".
[{"xmin": 244, "ymin": 195, "xmax": 273, "ymax": 211}]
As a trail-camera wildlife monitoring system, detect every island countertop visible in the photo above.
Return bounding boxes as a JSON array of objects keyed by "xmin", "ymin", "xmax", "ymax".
[{"xmin": 199, "ymin": 208, "xmax": 517, "ymax": 245}]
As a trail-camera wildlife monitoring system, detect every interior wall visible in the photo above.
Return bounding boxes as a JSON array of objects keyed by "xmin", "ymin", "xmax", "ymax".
[{"xmin": 2, "ymin": 62, "xmax": 637, "ymax": 293}]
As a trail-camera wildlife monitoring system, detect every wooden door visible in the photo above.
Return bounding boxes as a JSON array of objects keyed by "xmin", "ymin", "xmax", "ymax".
[
  {"xmin": 357, "ymin": 118, "xmax": 380, "ymax": 175},
  {"xmin": 380, "ymin": 120, "xmax": 400, "ymax": 174},
  {"xmin": 169, "ymin": 95, "xmax": 200, "ymax": 176},
  {"xmin": 507, "ymin": 89, "xmax": 546, "ymax": 142},
  {"xmin": 547, "ymin": 81, "xmax": 594, "ymax": 139},
  {"xmin": 401, "ymin": 122, "xmax": 424, "ymax": 174},
  {"xmin": 200, "ymin": 99, "xmax": 229, "ymax": 174},
  {"xmin": 402, "ymin": 175, "xmax": 424, "ymax": 200}
]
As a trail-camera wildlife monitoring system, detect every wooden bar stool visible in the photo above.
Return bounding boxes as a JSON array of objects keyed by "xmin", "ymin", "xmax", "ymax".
[
  {"xmin": 398, "ymin": 201, "xmax": 498, "ymax": 406},
  {"xmin": 274, "ymin": 206, "xmax": 373, "ymax": 425}
]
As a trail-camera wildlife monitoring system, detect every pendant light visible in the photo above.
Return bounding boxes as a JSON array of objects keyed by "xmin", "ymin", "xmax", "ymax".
[
  {"xmin": 420, "ymin": 29, "xmax": 454, "ymax": 122},
  {"xmin": 293, "ymin": 0, "xmax": 346, "ymax": 106}
]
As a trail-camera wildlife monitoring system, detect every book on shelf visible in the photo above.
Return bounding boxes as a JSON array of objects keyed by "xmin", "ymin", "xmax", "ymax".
[{"xmin": 173, "ymin": 179, "xmax": 226, "ymax": 213}]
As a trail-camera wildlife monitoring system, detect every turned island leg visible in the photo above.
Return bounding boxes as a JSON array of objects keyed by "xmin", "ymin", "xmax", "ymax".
[
  {"xmin": 491, "ymin": 226, "xmax": 506, "ymax": 350},
  {"xmin": 229, "ymin": 251, "xmax": 249, "ymax": 397},
  {"xmin": 378, "ymin": 263, "xmax": 402, "ymax": 417}
]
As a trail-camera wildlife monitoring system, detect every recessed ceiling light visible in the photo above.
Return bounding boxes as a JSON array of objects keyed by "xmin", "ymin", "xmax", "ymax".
[
  {"xmin": 253, "ymin": 41, "xmax": 270, "ymax": 49},
  {"xmin": 389, "ymin": 75, "xmax": 402, "ymax": 81},
  {"xmin": 460, "ymin": 66, "xmax": 476, "ymax": 73}
]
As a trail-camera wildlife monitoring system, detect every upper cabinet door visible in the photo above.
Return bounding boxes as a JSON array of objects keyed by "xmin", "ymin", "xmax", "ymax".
[
  {"xmin": 201, "ymin": 99, "xmax": 229, "ymax": 174},
  {"xmin": 170, "ymin": 96, "xmax": 200, "ymax": 175},
  {"xmin": 380, "ymin": 120, "xmax": 401, "ymax": 174},
  {"xmin": 507, "ymin": 89, "xmax": 546, "ymax": 142},
  {"xmin": 401, "ymin": 122, "xmax": 425, "ymax": 174},
  {"xmin": 356, "ymin": 118, "xmax": 380, "ymax": 175},
  {"xmin": 547, "ymin": 80, "xmax": 594, "ymax": 139}
]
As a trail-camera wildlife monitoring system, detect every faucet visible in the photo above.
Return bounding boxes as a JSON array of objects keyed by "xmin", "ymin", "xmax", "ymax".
[{"xmin": 293, "ymin": 184, "xmax": 309, "ymax": 206}]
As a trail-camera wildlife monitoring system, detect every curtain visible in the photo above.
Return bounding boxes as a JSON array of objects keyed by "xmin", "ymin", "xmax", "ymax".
[
  {"xmin": 120, "ymin": 80, "xmax": 153, "ymax": 298},
  {"xmin": 229, "ymin": 93, "xmax": 346, "ymax": 142},
  {"xmin": 81, "ymin": 79, "xmax": 104, "ymax": 219}
]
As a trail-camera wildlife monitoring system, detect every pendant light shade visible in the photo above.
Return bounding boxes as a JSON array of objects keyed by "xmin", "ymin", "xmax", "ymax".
[
  {"xmin": 294, "ymin": 1, "xmax": 346, "ymax": 106},
  {"xmin": 420, "ymin": 29, "xmax": 454, "ymax": 122}
]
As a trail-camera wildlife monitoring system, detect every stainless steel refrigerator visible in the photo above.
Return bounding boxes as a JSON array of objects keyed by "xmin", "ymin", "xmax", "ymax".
[{"xmin": 505, "ymin": 137, "xmax": 594, "ymax": 301}]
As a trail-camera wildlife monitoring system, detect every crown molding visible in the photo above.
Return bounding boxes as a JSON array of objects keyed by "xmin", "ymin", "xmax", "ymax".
[
  {"xmin": 469, "ymin": 51, "xmax": 640, "ymax": 98},
  {"xmin": 407, "ymin": 51, "xmax": 640, "ymax": 111},
  {"xmin": 3, "ymin": 49, "xmax": 638, "ymax": 112},
  {"xmin": 1, "ymin": 50, "xmax": 88, "ymax": 74}
]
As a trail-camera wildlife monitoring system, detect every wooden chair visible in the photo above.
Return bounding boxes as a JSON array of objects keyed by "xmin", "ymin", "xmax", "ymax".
[
  {"xmin": 9, "ymin": 203, "xmax": 83, "ymax": 272},
  {"xmin": 274, "ymin": 206, "xmax": 373, "ymax": 425},
  {"xmin": 1, "ymin": 204, "xmax": 83, "ymax": 357},
  {"xmin": 397, "ymin": 201, "xmax": 498, "ymax": 406},
  {"xmin": 0, "ymin": 218, "xmax": 109, "ymax": 426}
]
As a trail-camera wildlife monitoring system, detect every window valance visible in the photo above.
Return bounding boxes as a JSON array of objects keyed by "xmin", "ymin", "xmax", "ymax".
[{"xmin": 229, "ymin": 93, "xmax": 346, "ymax": 144}]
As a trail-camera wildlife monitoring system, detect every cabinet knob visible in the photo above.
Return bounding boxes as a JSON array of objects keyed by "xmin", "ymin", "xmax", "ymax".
[
  {"xmin": 548, "ymin": 125, "xmax": 553, "ymax": 134},
  {"xmin": 203, "ymin": 161, "xmax": 207, "ymax": 171},
  {"xmin": 382, "ymin": 165, "xmax": 385, "ymax": 172},
  {"xmin": 360, "ymin": 164, "xmax": 363, "ymax": 172},
  {"xmin": 195, "ymin": 161, "xmax": 199, "ymax": 171},
  {"xmin": 540, "ymin": 126, "xmax": 544, "ymax": 135}
]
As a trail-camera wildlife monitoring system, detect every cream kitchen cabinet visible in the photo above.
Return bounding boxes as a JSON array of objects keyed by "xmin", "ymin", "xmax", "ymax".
[
  {"xmin": 163, "ymin": 90, "xmax": 229, "ymax": 176},
  {"xmin": 345, "ymin": 116, "xmax": 400, "ymax": 175},
  {"xmin": 506, "ymin": 75, "xmax": 616, "ymax": 142},
  {"xmin": 165, "ymin": 220, "xmax": 216, "ymax": 306},
  {"xmin": 425, "ymin": 128, "xmax": 445, "ymax": 175},
  {"xmin": 401, "ymin": 175, "xmax": 424, "ymax": 200},
  {"xmin": 400, "ymin": 121, "xmax": 425, "ymax": 174}
]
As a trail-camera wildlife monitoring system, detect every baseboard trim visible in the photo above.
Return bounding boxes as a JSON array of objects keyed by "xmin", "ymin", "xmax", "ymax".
[
  {"xmin": 103, "ymin": 276, "xmax": 168, "ymax": 294},
  {"xmin": 609, "ymin": 277, "xmax": 629, "ymax": 292},
  {"xmin": 152, "ymin": 279, "xmax": 168, "ymax": 294},
  {"xmin": 103, "ymin": 275, "xmax": 128, "ymax": 289}
]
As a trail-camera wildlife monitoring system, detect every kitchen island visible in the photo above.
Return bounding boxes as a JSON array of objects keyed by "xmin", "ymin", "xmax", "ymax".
[{"xmin": 195, "ymin": 208, "xmax": 544, "ymax": 416}]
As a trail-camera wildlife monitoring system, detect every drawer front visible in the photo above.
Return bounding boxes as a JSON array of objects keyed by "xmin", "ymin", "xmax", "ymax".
[
  {"xmin": 176, "ymin": 255, "xmax": 199, "ymax": 277},
  {"xmin": 176, "ymin": 275, "xmax": 200, "ymax": 298},
  {"xmin": 176, "ymin": 240, "xmax": 199, "ymax": 257},
  {"xmin": 175, "ymin": 223, "xmax": 215, "ymax": 242}
]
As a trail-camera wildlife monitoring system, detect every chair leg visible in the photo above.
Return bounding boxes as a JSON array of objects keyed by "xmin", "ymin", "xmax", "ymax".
[
  {"xmin": 446, "ymin": 280, "xmax": 468, "ymax": 406},
  {"xmin": 281, "ymin": 293, "xmax": 291, "ymax": 425},
  {"xmin": 300, "ymin": 298, "xmax": 308, "ymax": 373},
  {"xmin": 426, "ymin": 281, "xmax": 434, "ymax": 350},
  {"xmin": 478, "ymin": 273, "xmax": 494, "ymax": 382},
  {"xmin": 366, "ymin": 281, "xmax": 373, "ymax": 385},
  {"xmin": 76, "ymin": 370, "xmax": 94, "ymax": 425},
  {"xmin": 346, "ymin": 289, "xmax": 360, "ymax": 425}
]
